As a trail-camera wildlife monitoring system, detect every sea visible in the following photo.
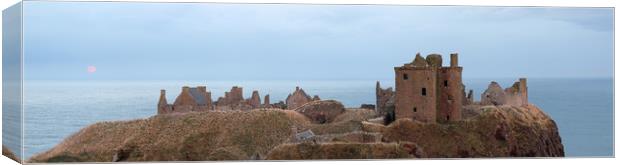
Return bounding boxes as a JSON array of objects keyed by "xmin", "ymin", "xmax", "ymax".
[{"xmin": 18, "ymin": 78, "xmax": 613, "ymax": 159}]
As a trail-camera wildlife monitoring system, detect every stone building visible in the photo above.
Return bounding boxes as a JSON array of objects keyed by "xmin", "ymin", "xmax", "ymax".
[
  {"xmin": 213, "ymin": 86, "xmax": 267, "ymax": 111},
  {"xmin": 158, "ymin": 86, "xmax": 213, "ymax": 114},
  {"xmin": 391, "ymin": 53, "xmax": 464, "ymax": 123},
  {"xmin": 377, "ymin": 52, "xmax": 529, "ymax": 123},
  {"xmin": 285, "ymin": 86, "xmax": 320, "ymax": 109},
  {"xmin": 158, "ymin": 85, "xmax": 271, "ymax": 114}
]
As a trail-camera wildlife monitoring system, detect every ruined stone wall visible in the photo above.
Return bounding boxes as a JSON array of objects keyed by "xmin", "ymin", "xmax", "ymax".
[
  {"xmin": 206, "ymin": 91, "xmax": 213, "ymax": 110},
  {"xmin": 197, "ymin": 86, "xmax": 214, "ymax": 110},
  {"xmin": 248, "ymin": 90, "xmax": 261, "ymax": 108},
  {"xmin": 394, "ymin": 67, "xmax": 437, "ymax": 123},
  {"xmin": 504, "ymin": 78, "xmax": 528, "ymax": 106},
  {"xmin": 158, "ymin": 90, "xmax": 171, "ymax": 114},
  {"xmin": 264, "ymin": 94, "xmax": 270, "ymax": 107},
  {"xmin": 465, "ymin": 89, "xmax": 474, "ymax": 105},
  {"xmin": 481, "ymin": 78, "xmax": 528, "ymax": 107},
  {"xmin": 375, "ymin": 81, "xmax": 394, "ymax": 116},
  {"xmin": 436, "ymin": 67, "xmax": 463, "ymax": 122},
  {"xmin": 215, "ymin": 86, "xmax": 253, "ymax": 111},
  {"xmin": 519, "ymin": 78, "xmax": 528, "ymax": 105},
  {"xmin": 285, "ymin": 87, "xmax": 313, "ymax": 110},
  {"xmin": 173, "ymin": 87, "xmax": 199, "ymax": 107},
  {"xmin": 481, "ymin": 82, "xmax": 507, "ymax": 106}
]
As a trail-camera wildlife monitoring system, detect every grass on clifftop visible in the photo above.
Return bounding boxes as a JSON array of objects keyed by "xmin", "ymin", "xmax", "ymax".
[
  {"xmin": 28, "ymin": 110, "xmax": 311, "ymax": 162},
  {"xmin": 28, "ymin": 105, "xmax": 563, "ymax": 162}
]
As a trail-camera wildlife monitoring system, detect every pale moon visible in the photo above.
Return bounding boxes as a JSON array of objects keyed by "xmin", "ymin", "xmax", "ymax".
[{"xmin": 87, "ymin": 66, "xmax": 97, "ymax": 73}]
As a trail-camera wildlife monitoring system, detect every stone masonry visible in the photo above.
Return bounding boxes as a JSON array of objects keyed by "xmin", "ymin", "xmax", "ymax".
[
  {"xmin": 158, "ymin": 85, "xmax": 324, "ymax": 114},
  {"xmin": 377, "ymin": 52, "xmax": 529, "ymax": 123},
  {"xmin": 285, "ymin": 86, "xmax": 319, "ymax": 110}
]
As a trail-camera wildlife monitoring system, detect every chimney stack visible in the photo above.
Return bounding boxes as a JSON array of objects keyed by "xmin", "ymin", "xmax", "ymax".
[
  {"xmin": 158, "ymin": 89, "xmax": 168, "ymax": 106},
  {"xmin": 519, "ymin": 78, "xmax": 528, "ymax": 105},
  {"xmin": 197, "ymin": 86, "xmax": 207, "ymax": 92},
  {"xmin": 450, "ymin": 53, "xmax": 459, "ymax": 67}
]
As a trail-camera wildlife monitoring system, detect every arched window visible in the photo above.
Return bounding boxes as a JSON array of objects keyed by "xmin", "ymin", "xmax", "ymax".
[{"xmin": 422, "ymin": 88, "xmax": 427, "ymax": 96}]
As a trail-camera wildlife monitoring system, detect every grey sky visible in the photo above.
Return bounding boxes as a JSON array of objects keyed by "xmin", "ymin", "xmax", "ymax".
[{"xmin": 22, "ymin": 2, "xmax": 614, "ymax": 80}]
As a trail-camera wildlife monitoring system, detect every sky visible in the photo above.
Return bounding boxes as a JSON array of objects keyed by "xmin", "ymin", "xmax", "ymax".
[{"xmin": 22, "ymin": 1, "xmax": 614, "ymax": 81}]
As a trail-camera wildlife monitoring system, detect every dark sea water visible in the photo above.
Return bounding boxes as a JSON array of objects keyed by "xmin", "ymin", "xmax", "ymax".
[{"xmin": 22, "ymin": 78, "xmax": 613, "ymax": 159}]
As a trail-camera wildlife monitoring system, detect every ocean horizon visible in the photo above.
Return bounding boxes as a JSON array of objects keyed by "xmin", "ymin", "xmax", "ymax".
[{"xmin": 18, "ymin": 77, "xmax": 613, "ymax": 159}]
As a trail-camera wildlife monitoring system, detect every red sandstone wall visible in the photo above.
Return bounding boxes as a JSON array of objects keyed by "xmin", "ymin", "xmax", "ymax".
[
  {"xmin": 286, "ymin": 87, "xmax": 313, "ymax": 109},
  {"xmin": 437, "ymin": 67, "xmax": 463, "ymax": 122},
  {"xmin": 394, "ymin": 67, "xmax": 437, "ymax": 123}
]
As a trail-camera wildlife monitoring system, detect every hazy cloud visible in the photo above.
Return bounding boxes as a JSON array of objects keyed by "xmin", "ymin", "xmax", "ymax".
[{"xmin": 22, "ymin": 2, "xmax": 613, "ymax": 80}]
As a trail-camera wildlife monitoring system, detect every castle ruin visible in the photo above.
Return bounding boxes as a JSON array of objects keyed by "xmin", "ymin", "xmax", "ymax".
[
  {"xmin": 158, "ymin": 86, "xmax": 322, "ymax": 114},
  {"xmin": 285, "ymin": 87, "xmax": 320, "ymax": 110},
  {"xmin": 377, "ymin": 53, "xmax": 529, "ymax": 123}
]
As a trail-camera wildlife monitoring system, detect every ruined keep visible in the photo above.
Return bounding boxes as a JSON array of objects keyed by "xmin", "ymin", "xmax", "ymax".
[
  {"xmin": 392, "ymin": 53, "xmax": 464, "ymax": 123},
  {"xmin": 377, "ymin": 53, "xmax": 530, "ymax": 123}
]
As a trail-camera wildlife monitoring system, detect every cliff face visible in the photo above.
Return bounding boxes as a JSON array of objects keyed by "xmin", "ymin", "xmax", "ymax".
[
  {"xmin": 29, "ymin": 104, "xmax": 563, "ymax": 162},
  {"xmin": 382, "ymin": 104, "xmax": 564, "ymax": 157}
]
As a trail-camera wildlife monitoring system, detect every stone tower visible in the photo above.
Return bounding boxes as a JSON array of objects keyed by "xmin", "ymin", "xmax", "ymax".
[
  {"xmin": 394, "ymin": 53, "xmax": 463, "ymax": 123},
  {"xmin": 394, "ymin": 53, "xmax": 438, "ymax": 123},
  {"xmin": 519, "ymin": 78, "xmax": 528, "ymax": 105},
  {"xmin": 435, "ymin": 53, "xmax": 463, "ymax": 122},
  {"xmin": 158, "ymin": 89, "xmax": 171, "ymax": 114}
]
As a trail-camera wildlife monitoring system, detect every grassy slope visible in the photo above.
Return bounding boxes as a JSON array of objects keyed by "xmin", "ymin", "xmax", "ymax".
[{"xmin": 29, "ymin": 110, "xmax": 310, "ymax": 162}]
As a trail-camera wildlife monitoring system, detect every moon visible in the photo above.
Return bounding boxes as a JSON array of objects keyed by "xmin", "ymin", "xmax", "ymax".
[{"xmin": 87, "ymin": 66, "xmax": 97, "ymax": 73}]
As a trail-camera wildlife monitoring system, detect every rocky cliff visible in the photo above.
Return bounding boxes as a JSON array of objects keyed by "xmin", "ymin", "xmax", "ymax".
[
  {"xmin": 381, "ymin": 104, "xmax": 564, "ymax": 157},
  {"xmin": 28, "ymin": 104, "xmax": 562, "ymax": 162}
]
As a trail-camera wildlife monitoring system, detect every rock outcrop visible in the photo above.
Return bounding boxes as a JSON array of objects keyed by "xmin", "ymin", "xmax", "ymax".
[
  {"xmin": 293, "ymin": 100, "xmax": 345, "ymax": 124},
  {"xmin": 381, "ymin": 105, "xmax": 564, "ymax": 157}
]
